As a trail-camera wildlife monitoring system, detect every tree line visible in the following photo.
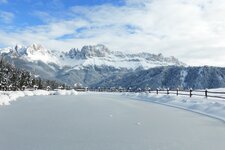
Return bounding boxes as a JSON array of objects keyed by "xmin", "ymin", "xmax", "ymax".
[{"xmin": 0, "ymin": 59, "xmax": 68, "ymax": 91}]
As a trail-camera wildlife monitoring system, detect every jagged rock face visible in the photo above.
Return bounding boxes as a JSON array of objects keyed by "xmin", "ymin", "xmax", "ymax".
[
  {"xmin": 0, "ymin": 44, "xmax": 186, "ymax": 86},
  {"xmin": 80, "ymin": 44, "xmax": 111, "ymax": 58},
  {"xmin": 66, "ymin": 48, "xmax": 80, "ymax": 59},
  {"xmin": 65, "ymin": 45, "xmax": 111, "ymax": 59},
  {"xmin": 12, "ymin": 44, "xmax": 47, "ymax": 56}
]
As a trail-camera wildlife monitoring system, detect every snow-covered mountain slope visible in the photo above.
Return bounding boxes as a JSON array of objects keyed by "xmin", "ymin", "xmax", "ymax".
[
  {"xmin": 0, "ymin": 44, "xmax": 185, "ymax": 70},
  {"xmin": 93, "ymin": 66, "xmax": 225, "ymax": 89},
  {"xmin": 1, "ymin": 44, "xmax": 64, "ymax": 66}
]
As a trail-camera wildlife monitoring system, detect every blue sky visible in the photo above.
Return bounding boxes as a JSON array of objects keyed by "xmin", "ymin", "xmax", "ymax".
[
  {"xmin": 0, "ymin": 0, "xmax": 124, "ymax": 27},
  {"xmin": 0, "ymin": 0, "xmax": 225, "ymax": 66}
]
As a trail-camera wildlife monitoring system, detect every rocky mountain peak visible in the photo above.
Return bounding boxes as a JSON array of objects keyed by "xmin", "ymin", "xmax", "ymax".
[
  {"xmin": 26, "ymin": 43, "xmax": 47, "ymax": 54},
  {"xmin": 80, "ymin": 44, "xmax": 111, "ymax": 58},
  {"xmin": 1, "ymin": 43, "xmax": 186, "ymax": 69}
]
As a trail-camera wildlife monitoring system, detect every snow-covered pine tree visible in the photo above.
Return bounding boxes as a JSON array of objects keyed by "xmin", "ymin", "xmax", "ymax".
[{"xmin": 0, "ymin": 59, "xmax": 64, "ymax": 91}]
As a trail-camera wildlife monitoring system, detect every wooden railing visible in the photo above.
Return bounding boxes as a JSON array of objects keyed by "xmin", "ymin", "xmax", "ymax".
[
  {"xmin": 151, "ymin": 88, "xmax": 225, "ymax": 100},
  {"xmin": 89, "ymin": 87, "xmax": 225, "ymax": 100}
]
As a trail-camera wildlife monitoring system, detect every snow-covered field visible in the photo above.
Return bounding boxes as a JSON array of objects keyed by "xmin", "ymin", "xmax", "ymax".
[
  {"xmin": 0, "ymin": 90, "xmax": 78, "ymax": 105},
  {"xmin": 1, "ymin": 88, "xmax": 225, "ymax": 123},
  {"xmin": 1, "ymin": 88, "xmax": 225, "ymax": 122},
  {"xmin": 0, "ymin": 93, "xmax": 225, "ymax": 150}
]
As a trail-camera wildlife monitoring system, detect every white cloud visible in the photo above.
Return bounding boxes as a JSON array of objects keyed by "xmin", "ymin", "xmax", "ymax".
[
  {"xmin": 1, "ymin": 0, "xmax": 225, "ymax": 66},
  {"xmin": 0, "ymin": 11, "xmax": 14, "ymax": 23}
]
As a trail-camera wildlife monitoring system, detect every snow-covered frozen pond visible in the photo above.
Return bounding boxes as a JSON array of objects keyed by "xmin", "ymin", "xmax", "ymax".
[{"xmin": 0, "ymin": 93, "xmax": 225, "ymax": 150}]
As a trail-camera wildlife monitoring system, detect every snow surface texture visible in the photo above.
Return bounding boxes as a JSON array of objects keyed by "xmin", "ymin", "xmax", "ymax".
[
  {"xmin": 123, "ymin": 92, "xmax": 225, "ymax": 122},
  {"xmin": 0, "ymin": 90, "xmax": 78, "ymax": 106},
  {"xmin": 1, "ymin": 93, "xmax": 225, "ymax": 150}
]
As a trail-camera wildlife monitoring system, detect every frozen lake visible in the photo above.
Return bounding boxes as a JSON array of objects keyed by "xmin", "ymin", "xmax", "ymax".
[{"xmin": 0, "ymin": 93, "xmax": 225, "ymax": 150}]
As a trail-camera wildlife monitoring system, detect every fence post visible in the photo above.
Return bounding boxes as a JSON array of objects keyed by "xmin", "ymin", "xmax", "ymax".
[
  {"xmin": 189, "ymin": 88, "xmax": 193, "ymax": 97},
  {"xmin": 176, "ymin": 88, "xmax": 179, "ymax": 96},
  {"xmin": 156, "ymin": 88, "xmax": 159, "ymax": 95},
  {"xmin": 167, "ymin": 88, "xmax": 169, "ymax": 95},
  {"xmin": 205, "ymin": 89, "xmax": 208, "ymax": 98}
]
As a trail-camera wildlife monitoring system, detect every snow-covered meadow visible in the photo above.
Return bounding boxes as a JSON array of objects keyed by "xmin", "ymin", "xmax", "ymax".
[{"xmin": 0, "ymin": 90, "xmax": 78, "ymax": 106}]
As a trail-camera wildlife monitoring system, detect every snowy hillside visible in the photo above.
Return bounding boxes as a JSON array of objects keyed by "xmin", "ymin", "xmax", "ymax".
[
  {"xmin": 93, "ymin": 66, "xmax": 225, "ymax": 89},
  {"xmin": 0, "ymin": 44, "xmax": 185, "ymax": 70}
]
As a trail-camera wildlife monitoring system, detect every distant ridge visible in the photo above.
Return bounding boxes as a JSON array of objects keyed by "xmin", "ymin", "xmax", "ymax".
[{"xmin": 0, "ymin": 44, "xmax": 186, "ymax": 87}]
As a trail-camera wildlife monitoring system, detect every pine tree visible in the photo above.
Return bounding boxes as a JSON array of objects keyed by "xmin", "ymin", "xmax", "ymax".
[{"xmin": 0, "ymin": 58, "xmax": 63, "ymax": 91}]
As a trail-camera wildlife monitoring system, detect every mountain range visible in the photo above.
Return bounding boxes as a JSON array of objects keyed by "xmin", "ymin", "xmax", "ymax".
[
  {"xmin": 1, "ymin": 43, "xmax": 224, "ymax": 89},
  {"xmin": 0, "ymin": 44, "xmax": 184, "ymax": 86}
]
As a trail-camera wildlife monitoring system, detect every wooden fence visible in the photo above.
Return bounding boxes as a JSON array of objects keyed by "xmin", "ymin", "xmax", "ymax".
[
  {"xmin": 151, "ymin": 88, "xmax": 225, "ymax": 100},
  {"xmin": 89, "ymin": 87, "xmax": 225, "ymax": 100}
]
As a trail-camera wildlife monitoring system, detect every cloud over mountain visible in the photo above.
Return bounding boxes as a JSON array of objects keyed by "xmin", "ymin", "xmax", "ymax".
[{"xmin": 0, "ymin": 0, "xmax": 225, "ymax": 66}]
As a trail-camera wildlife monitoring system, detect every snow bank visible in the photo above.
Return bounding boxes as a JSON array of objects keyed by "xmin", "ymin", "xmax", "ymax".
[
  {"xmin": 53, "ymin": 89, "xmax": 78, "ymax": 96},
  {"xmin": 123, "ymin": 92, "xmax": 225, "ymax": 121},
  {"xmin": 0, "ymin": 90, "xmax": 78, "ymax": 106}
]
